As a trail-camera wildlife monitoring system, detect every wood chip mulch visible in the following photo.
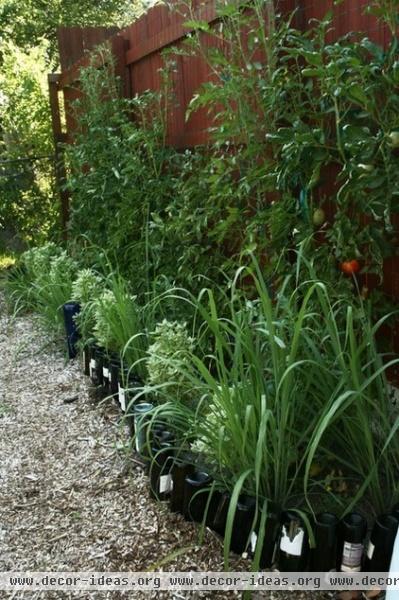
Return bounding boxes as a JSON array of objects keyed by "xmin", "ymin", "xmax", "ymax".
[{"xmin": 0, "ymin": 295, "xmax": 331, "ymax": 600}]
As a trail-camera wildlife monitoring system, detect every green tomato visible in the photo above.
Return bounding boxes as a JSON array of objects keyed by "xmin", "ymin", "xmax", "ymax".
[
  {"xmin": 313, "ymin": 208, "xmax": 326, "ymax": 227},
  {"xmin": 388, "ymin": 131, "xmax": 399, "ymax": 148}
]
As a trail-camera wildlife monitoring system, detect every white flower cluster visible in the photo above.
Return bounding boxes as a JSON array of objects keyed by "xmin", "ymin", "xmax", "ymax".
[
  {"xmin": 72, "ymin": 268, "xmax": 103, "ymax": 305},
  {"xmin": 48, "ymin": 251, "xmax": 77, "ymax": 284},
  {"xmin": 22, "ymin": 243, "xmax": 61, "ymax": 278},
  {"xmin": 93, "ymin": 289, "xmax": 116, "ymax": 348},
  {"xmin": 147, "ymin": 319, "xmax": 195, "ymax": 402}
]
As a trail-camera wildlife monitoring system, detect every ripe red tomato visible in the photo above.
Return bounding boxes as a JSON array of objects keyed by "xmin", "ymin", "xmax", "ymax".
[{"xmin": 340, "ymin": 260, "xmax": 360, "ymax": 275}]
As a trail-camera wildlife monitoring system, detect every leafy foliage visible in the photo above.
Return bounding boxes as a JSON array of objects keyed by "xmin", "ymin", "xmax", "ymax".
[
  {"xmin": 5, "ymin": 243, "xmax": 77, "ymax": 334},
  {"xmin": 66, "ymin": 4, "xmax": 399, "ymax": 309},
  {"xmin": 0, "ymin": 41, "xmax": 58, "ymax": 247},
  {"xmin": 0, "ymin": 0, "xmax": 143, "ymax": 60},
  {"xmin": 183, "ymin": 0, "xmax": 399, "ymax": 282},
  {"xmin": 66, "ymin": 49, "xmax": 182, "ymax": 293},
  {"xmin": 71, "ymin": 267, "xmax": 104, "ymax": 341}
]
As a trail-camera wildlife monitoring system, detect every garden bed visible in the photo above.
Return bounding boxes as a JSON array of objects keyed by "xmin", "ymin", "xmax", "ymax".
[{"xmin": 0, "ymin": 295, "xmax": 332, "ymax": 599}]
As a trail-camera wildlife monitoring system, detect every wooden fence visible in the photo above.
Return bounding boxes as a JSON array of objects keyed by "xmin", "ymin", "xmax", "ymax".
[
  {"xmin": 50, "ymin": 0, "xmax": 390, "ymax": 146},
  {"xmin": 48, "ymin": 0, "xmax": 399, "ymax": 355}
]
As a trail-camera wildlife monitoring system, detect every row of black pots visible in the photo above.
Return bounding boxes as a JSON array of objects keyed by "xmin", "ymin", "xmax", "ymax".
[
  {"xmin": 80, "ymin": 344, "xmax": 399, "ymax": 574},
  {"xmin": 83, "ymin": 344, "xmax": 154, "ymax": 452},
  {"xmin": 149, "ymin": 447, "xmax": 399, "ymax": 573}
]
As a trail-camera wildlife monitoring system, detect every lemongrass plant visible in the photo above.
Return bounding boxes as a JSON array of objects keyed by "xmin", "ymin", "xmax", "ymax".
[{"xmin": 150, "ymin": 260, "xmax": 399, "ymax": 521}]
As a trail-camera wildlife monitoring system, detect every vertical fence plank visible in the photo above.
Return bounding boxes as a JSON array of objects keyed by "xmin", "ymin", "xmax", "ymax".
[{"xmin": 48, "ymin": 73, "xmax": 70, "ymax": 239}]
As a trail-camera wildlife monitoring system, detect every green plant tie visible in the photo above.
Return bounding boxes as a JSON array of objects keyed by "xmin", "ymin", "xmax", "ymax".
[{"xmin": 299, "ymin": 188, "xmax": 310, "ymax": 223}]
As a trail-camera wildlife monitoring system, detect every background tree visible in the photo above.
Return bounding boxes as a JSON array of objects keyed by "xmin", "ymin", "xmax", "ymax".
[{"xmin": 0, "ymin": 0, "xmax": 145, "ymax": 252}]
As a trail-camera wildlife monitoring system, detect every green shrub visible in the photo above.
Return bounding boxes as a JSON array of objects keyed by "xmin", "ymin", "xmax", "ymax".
[
  {"xmin": 4, "ymin": 244, "xmax": 77, "ymax": 335},
  {"xmin": 0, "ymin": 41, "xmax": 58, "ymax": 246},
  {"xmin": 65, "ymin": 47, "xmax": 181, "ymax": 295}
]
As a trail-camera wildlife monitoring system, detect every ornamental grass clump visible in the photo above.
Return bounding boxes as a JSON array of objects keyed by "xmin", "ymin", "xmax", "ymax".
[
  {"xmin": 31, "ymin": 250, "xmax": 77, "ymax": 334},
  {"xmin": 5, "ymin": 243, "xmax": 62, "ymax": 314},
  {"xmin": 153, "ymin": 260, "xmax": 399, "ymax": 533},
  {"xmin": 5, "ymin": 244, "xmax": 77, "ymax": 335},
  {"xmin": 146, "ymin": 319, "xmax": 195, "ymax": 404},
  {"xmin": 93, "ymin": 276, "xmax": 147, "ymax": 379}
]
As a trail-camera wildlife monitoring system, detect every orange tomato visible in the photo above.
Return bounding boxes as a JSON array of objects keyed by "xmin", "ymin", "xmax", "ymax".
[{"xmin": 340, "ymin": 260, "xmax": 360, "ymax": 275}]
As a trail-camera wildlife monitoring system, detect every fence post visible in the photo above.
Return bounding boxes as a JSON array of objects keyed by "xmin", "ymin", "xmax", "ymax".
[{"xmin": 48, "ymin": 73, "xmax": 70, "ymax": 240}]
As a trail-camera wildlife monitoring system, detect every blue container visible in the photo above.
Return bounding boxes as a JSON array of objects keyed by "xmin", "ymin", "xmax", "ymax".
[{"xmin": 63, "ymin": 302, "xmax": 80, "ymax": 359}]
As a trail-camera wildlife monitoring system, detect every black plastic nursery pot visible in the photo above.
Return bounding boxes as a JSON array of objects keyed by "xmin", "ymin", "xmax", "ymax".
[
  {"xmin": 336, "ymin": 512, "xmax": 367, "ymax": 573},
  {"xmin": 209, "ymin": 493, "xmax": 279, "ymax": 565},
  {"xmin": 117, "ymin": 367, "xmax": 142, "ymax": 413},
  {"xmin": 63, "ymin": 302, "xmax": 80, "ymax": 359},
  {"xmin": 309, "ymin": 512, "xmax": 339, "ymax": 572},
  {"xmin": 255, "ymin": 506, "xmax": 280, "ymax": 569},
  {"xmin": 109, "ymin": 357, "xmax": 121, "ymax": 399},
  {"xmin": 149, "ymin": 437, "xmax": 175, "ymax": 501},
  {"xmin": 101, "ymin": 355, "xmax": 111, "ymax": 391},
  {"xmin": 170, "ymin": 461, "xmax": 195, "ymax": 514},
  {"xmin": 364, "ymin": 514, "xmax": 399, "ymax": 572},
  {"xmin": 277, "ymin": 511, "xmax": 309, "ymax": 571},
  {"xmin": 94, "ymin": 347, "xmax": 106, "ymax": 388},
  {"xmin": 183, "ymin": 471, "xmax": 213, "ymax": 523},
  {"xmin": 210, "ymin": 491, "xmax": 230, "ymax": 537},
  {"xmin": 82, "ymin": 345, "xmax": 91, "ymax": 377},
  {"xmin": 88, "ymin": 345, "xmax": 105, "ymax": 387},
  {"xmin": 88, "ymin": 344, "xmax": 99, "ymax": 384},
  {"xmin": 228, "ymin": 494, "xmax": 257, "ymax": 555},
  {"xmin": 132, "ymin": 402, "xmax": 154, "ymax": 454}
]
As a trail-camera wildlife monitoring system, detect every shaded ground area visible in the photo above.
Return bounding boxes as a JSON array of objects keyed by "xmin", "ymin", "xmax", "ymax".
[{"xmin": 0, "ymin": 298, "xmax": 329, "ymax": 599}]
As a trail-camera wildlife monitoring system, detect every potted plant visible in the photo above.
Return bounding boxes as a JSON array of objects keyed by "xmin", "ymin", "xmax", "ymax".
[{"xmin": 71, "ymin": 268, "xmax": 104, "ymax": 376}]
